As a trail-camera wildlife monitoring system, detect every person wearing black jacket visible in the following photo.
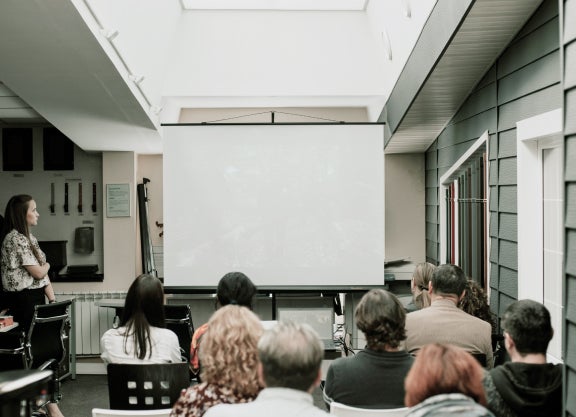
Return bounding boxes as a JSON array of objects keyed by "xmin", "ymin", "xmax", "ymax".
[{"xmin": 483, "ymin": 299, "xmax": 562, "ymax": 417}]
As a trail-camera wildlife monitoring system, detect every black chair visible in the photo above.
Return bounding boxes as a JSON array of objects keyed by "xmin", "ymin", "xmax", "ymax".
[
  {"xmin": 107, "ymin": 362, "xmax": 190, "ymax": 410},
  {"xmin": 0, "ymin": 369, "xmax": 53, "ymax": 417},
  {"xmin": 0, "ymin": 300, "xmax": 72, "ymax": 413},
  {"xmin": 470, "ymin": 352, "xmax": 487, "ymax": 368},
  {"xmin": 164, "ymin": 304, "xmax": 194, "ymax": 363}
]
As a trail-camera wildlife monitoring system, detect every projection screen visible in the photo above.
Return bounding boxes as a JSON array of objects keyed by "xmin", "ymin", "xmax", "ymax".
[{"xmin": 163, "ymin": 124, "xmax": 384, "ymax": 290}]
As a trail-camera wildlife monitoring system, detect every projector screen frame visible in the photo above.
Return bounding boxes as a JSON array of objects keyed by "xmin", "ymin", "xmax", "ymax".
[{"xmin": 162, "ymin": 122, "xmax": 386, "ymax": 292}]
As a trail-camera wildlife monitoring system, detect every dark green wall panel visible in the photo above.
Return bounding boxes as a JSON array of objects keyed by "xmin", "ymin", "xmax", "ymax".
[
  {"xmin": 437, "ymin": 141, "xmax": 476, "ymax": 169},
  {"xmin": 566, "ymin": 89, "xmax": 576, "ymax": 135},
  {"xmin": 490, "ymin": 212, "xmax": 499, "ymax": 237},
  {"xmin": 425, "ymin": 187, "xmax": 438, "ymax": 205},
  {"xmin": 498, "ymin": 51, "xmax": 560, "ymax": 104},
  {"xmin": 499, "ymin": 213, "xmax": 518, "ymax": 242},
  {"xmin": 489, "ymin": 134, "xmax": 498, "ymax": 160},
  {"xmin": 426, "ymin": 205, "xmax": 438, "ymax": 223},
  {"xmin": 514, "ymin": 0, "xmax": 558, "ymax": 41},
  {"xmin": 567, "ymin": 136, "xmax": 576, "ymax": 181},
  {"xmin": 498, "ymin": 266, "xmax": 518, "ymax": 299},
  {"xmin": 567, "ymin": 184, "xmax": 576, "ymax": 228},
  {"xmin": 452, "ymin": 84, "xmax": 497, "ymax": 124},
  {"xmin": 566, "ymin": 0, "xmax": 576, "ymax": 43},
  {"xmin": 567, "ymin": 275, "xmax": 576, "ymax": 323},
  {"xmin": 498, "ymin": 158, "xmax": 517, "ymax": 185},
  {"xmin": 426, "ymin": 240, "xmax": 438, "ymax": 260},
  {"xmin": 426, "ymin": 170, "xmax": 438, "ymax": 187},
  {"xmin": 490, "ymin": 186, "xmax": 498, "ymax": 211},
  {"xmin": 426, "ymin": 223, "xmax": 438, "ymax": 241},
  {"xmin": 426, "ymin": 150, "xmax": 438, "ymax": 169},
  {"xmin": 499, "ymin": 185, "xmax": 517, "ymax": 213},
  {"xmin": 474, "ymin": 65, "xmax": 496, "ymax": 91},
  {"xmin": 567, "ymin": 229, "xmax": 576, "ymax": 276},
  {"xmin": 498, "ymin": 84, "xmax": 562, "ymax": 131},
  {"xmin": 566, "ymin": 41, "xmax": 576, "ymax": 89},
  {"xmin": 567, "ymin": 365, "xmax": 576, "ymax": 416},
  {"xmin": 438, "ymin": 110, "xmax": 496, "ymax": 149},
  {"xmin": 497, "ymin": 130, "xmax": 517, "ymax": 158},
  {"xmin": 490, "ymin": 237, "xmax": 499, "ymax": 263},
  {"xmin": 498, "ymin": 240, "xmax": 518, "ymax": 270},
  {"xmin": 498, "ymin": 17, "xmax": 559, "ymax": 77}
]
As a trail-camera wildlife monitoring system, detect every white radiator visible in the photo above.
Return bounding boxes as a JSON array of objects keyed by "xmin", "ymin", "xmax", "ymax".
[{"xmin": 56, "ymin": 291, "xmax": 126, "ymax": 356}]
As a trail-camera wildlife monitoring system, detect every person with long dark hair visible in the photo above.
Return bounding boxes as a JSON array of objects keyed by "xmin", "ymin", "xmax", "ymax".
[
  {"xmin": 100, "ymin": 274, "xmax": 181, "ymax": 363},
  {"xmin": 1, "ymin": 194, "xmax": 57, "ymax": 331}
]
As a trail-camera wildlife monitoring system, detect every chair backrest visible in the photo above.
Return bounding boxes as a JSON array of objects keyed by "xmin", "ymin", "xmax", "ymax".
[
  {"xmin": 92, "ymin": 408, "xmax": 172, "ymax": 417},
  {"xmin": 470, "ymin": 352, "xmax": 487, "ymax": 368},
  {"xmin": 164, "ymin": 304, "xmax": 194, "ymax": 362},
  {"xmin": 0, "ymin": 330, "xmax": 27, "ymax": 371},
  {"xmin": 330, "ymin": 402, "xmax": 409, "ymax": 417},
  {"xmin": 27, "ymin": 300, "xmax": 72, "ymax": 369},
  {"xmin": 107, "ymin": 362, "xmax": 190, "ymax": 410}
]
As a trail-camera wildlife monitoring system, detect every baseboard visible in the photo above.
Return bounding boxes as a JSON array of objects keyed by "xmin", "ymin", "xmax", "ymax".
[{"xmin": 77, "ymin": 361, "xmax": 107, "ymax": 374}]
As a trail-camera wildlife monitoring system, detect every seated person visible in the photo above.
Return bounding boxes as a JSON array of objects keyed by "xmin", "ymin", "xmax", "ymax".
[
  {"xmin": 483, "ymin": 299, "xmax": 562, "ymax": 417},
  {"xmin": 100, "ymin": 274, "xmax": 181, "ymax": 363},
  {"xmin": 203, "ymin": 321, "xmax": 329, "ymax": 417},
  {"xmin": 190, "ymin": 271, "xmax": 256, "ymax": 375},
  {"xmin": 323, "ymin": 289, "xmax": 414, "ymax": 409},
  {"xmin": 405, "ymin": 262, "xmax": 435, "ymax": 312},
  {"xmin": 404, "ymin": 264, "xmax": 493, "ymax": 367},
  {"xmin": 404, "ymin": 343, "xmax": 495, "ymax": 416},
  {"xmin": 458, "ymin": 279, "xmax": 495, "ymax": 331},
  {"xmin": 171, "ymin": 305, "xmax": 263, "ymax": 417}
]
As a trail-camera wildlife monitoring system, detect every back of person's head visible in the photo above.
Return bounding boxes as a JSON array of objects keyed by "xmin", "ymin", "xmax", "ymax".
[
  {"xmin": 430, "ymin": 264, "xmax": 467, "ymax": 297},
  {"xmin": 200, "ymin": 305, "xmax": 263, "ymax": 396},
  {"xmin": 258, "ymin": 321, "xmax": 323, "ymax": 391},
  {"xmin": 404, "ymin": 343, "xmax": 487, "ymax": 407},
  {"xmin": 121, "ymin": 274, "xmax": 166, "ymax": 359},
  {"xmin": 355, "ymin": 289, "xmax": 406, "ymax": 350},
  {"xmin": 458, "ymin": 279, "xmax": 494, "ymax": 329},
  {"xmin": 216, "ymin": 272, "xmax": 257, "ymax": 308},
  {"xmin": 2, "ymin": 194, "xmax": 33, "ymax": 239},
  {"xmin": 412, "ymin": 262, "xmax": 436, "ymax": 309},
  {"xmin": 501, "ymin": 299, "xmax": 553, "ymax": 355}
]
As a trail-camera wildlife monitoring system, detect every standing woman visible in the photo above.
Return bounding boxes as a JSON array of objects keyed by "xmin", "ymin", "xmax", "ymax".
[{"xmin": 1, "ymin": 195, "xmax": 57, "ymax": 332}]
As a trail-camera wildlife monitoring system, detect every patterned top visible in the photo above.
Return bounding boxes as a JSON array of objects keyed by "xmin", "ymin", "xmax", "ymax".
[
  {"xmin": 1, "ymin": 230, "xmax": 48, "ymax": 292},
  {"xmin": 171, "ymin": 382, "xmax": 257, "ymax": 417}
]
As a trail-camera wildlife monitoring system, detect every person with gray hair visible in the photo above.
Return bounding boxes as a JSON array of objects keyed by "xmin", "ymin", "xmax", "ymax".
[
  {"xmin": 204, "ymin": 321, "xmax": 329, "ymax": 417},
  {"xmin": 404, "ymin": 264, "xmax": 493, "ymax": 367}
]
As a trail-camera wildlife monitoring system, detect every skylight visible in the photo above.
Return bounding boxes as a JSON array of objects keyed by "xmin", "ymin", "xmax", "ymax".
[{"xmin": 181, "ymin": 0, "xmax": 368, "ymax": 11}]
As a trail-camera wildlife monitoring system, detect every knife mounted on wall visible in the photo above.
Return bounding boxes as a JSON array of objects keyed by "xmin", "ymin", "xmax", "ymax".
[
  {"xmin": 92, "ymin": 182, "xmax": 97, "ymax": 213},
  {"xmin": 78, "ymin": 182, "xmax": 83, "ymax": 213},
  {"xmin": 50, "ymin": 183, "xmax": 55, "ymax": 214},
  {"xmin": 64, "ymin": 183, "xmax": 69, "ymax": 213}
]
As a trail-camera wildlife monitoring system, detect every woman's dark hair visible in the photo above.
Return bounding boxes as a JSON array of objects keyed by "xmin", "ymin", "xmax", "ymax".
[
  {"xmin": 355, "ymin": 289, "xmax": 407, "ymax": 350},
  {"xmin": 458, "ymin": 279, "xmax": 495, "ymax": 331},
  {"xmin": 121, "ymin": 274, "xmax": 166, "ymax": 360},
  {"xmin": 2, "ymin": 194, "xmax": 42, "ymax": 262},
  {"xmin": 216, "ymin": 272, "xmax": 257, "ymax": 309}
]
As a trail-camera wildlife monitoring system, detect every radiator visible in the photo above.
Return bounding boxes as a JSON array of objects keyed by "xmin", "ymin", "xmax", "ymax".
[{"xmin": 55, "ymin": 291, "xmax": 126, "ymax": 356}]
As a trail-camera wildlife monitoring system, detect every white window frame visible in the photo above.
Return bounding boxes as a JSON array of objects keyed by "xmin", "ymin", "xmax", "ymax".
[
  {"xmin": 439, "ymin": 130, "xmax": 490, "ymax": 285},
  {"xmin": 517, "ymin": 108, "xmax": 563, "ymax": 363}
]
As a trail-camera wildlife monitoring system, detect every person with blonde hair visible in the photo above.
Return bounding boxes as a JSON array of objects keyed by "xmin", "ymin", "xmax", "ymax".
[
  {"xmin": 404, "ymin": 343, "xmax": 495, "ymax": 416},
  {"xmin": 171, "ymin": 305, "xmax": 263, "ymax": 417},
  {"xmin": 203, "ymin": 321, "xmax": 328, "ymax": 417},
  {"xmin": 406, "ymin": 262, "xmax": 436, "ymax": 312}
]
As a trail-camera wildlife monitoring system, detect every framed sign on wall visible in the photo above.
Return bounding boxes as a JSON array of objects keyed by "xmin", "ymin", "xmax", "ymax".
[{"xmin": 106, "ymin": 183, "xmax": 130, "ymax": 217}]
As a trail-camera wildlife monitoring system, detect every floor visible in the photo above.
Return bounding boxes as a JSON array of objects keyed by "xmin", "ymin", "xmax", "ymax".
[{"xmin": 58, "ymin": 374, "xmax": 328, "ymax": 417}]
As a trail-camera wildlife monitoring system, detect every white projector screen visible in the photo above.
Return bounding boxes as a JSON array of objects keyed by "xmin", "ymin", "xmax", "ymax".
[{"xmin": 163, "ymin": 124, "xmax": 384, "ymax": 289}]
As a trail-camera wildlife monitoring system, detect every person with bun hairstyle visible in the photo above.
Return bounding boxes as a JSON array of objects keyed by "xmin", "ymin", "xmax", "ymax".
[{"xmin": 190, "ymin": 272, "xmax": 257, "ymax": 375}]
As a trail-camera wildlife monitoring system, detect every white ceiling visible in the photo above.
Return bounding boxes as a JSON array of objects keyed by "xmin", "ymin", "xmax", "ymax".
[{"xmin": 0, "ymin": 0, "xmax": 544, "ymax": 154}]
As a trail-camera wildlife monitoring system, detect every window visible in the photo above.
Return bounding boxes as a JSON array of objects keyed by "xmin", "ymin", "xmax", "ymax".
[{"xmin": 440, "ymin": 131, "xmax": 489, "ymax": 286}]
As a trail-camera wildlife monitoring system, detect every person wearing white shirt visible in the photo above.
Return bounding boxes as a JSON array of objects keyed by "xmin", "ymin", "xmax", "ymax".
[{"xmin": 100, "ymin": 274, "xmax": 181, "ymax": 364}]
